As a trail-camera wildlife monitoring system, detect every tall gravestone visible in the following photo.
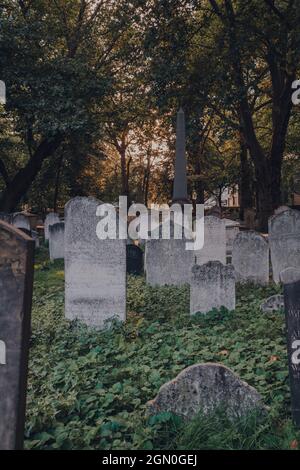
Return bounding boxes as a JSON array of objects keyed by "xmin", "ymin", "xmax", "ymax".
[
  {"xmin": 281, "ymin": 267, "xmax": 300, "ymax": 428},
  {"xmin": 0, "ymin": 221, "xmax": 34, "ymax": 449},
  {"xmin": 195, "ymin": 216, "xmax": 226, "ymax": 266},
  {"xmin": 232, "ymin": 231, "xmax": 269, "ymax": 284},
  {"xmin": 49, "ymin": 222, "xmax": 65, "ymax": 260},
  {"xmin": 190, "ymin": 261, "xmax": 235, "ymax": 314},
  {"xmin": 269, "ymin": 209, "xmax": 300, "ymax": 283},
  {"xmin": 65, "ymin": 197, "xmax": 126, "ymax": 329},
  {"xmin": 44, "ymin": 212, "xmax": 60, "ymax": 240},
  {"xmin": 12, "ymin": 213, "xmax": 31, "ymax": 233}
]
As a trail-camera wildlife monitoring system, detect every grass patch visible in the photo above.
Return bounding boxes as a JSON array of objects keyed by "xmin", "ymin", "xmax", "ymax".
[{"xmin": 25, "ymin": 257, "xmax": 300, "ymax": 450}]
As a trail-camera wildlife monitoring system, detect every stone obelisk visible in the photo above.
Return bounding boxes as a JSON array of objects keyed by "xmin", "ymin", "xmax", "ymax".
[{"xmin": 172, "ymin": 108, "xmax": 189, "ymax": 204}]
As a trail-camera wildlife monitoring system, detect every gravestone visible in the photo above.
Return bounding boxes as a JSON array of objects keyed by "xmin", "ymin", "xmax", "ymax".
[
  {"xmin": 190, "ymin": 261, "xmax": 235, "ymax": 314},
  {"xmin": 281, "ymin": 267, "xmax": 300, "ymax": 427},
  {"xmin": 12, "ymin": 213, "xmax": 31, "ymax": 232},
  {"xmin": 31, "ymin": 230, "xmax": 40, "ymax": 248},
  {"xmin": 269, "ymin": 209, "xmax": 300, "ymax": 283},
  {"xmin": 65, "ymin": 197, "xmax": 126, "ymax": 329},
  {"xmin": 126, "ymin": 244, "xmax": 143, "ymax": 275},
  {"xmin": 260, "ymin": 294, "xmax": 284, "ymax": 314},
  {"xmin": 145, "ymin": 221, "xmax": 194, "ymax": 286},
  {"xmin": 195, "ymin": 216, "xmax": 226, "ymax": 266},
  {"xmin": 224, "ymin": 219, "xmax": 239, "ymax": 263},
  {"xmin": 44, "ymin": 212, "xmax": 60, "ymax": 240},
  {"xmin": 0, "ymin": 221, "xmax": 34, "ymax": 449},
  {"xmin": 232, "ymin": 231, "xmax": 269, "ymax": 284},
  {"xmin": 49, "ymin": 222, "xmax": 65, "ymax": 260},
  {"xmin": 148, "ymin": 363, "xmax": 266, "ymax": 421},
  {"xmin": 274, "ymin": 205, "xmax": 290, "ymax": 215}
]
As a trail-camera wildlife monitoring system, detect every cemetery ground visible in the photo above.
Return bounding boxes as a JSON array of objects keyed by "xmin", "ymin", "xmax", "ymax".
[{"xmin": 25, "ymin": 247, "xmax": 300, "ymax": 451}]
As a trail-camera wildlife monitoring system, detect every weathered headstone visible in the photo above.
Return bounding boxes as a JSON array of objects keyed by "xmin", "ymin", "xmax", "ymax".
[
  {"xmin": 145, "ymin": 221, "xmax": 194, "ymax": 286},
  {"xmin": 224, "ymin": 218, "xmax": 239, "ymax": 263},
  {"xmin": 49, "ymin": 222, "xmax": 65, "ymax": 260},
  {"xmin": 260, "ymin": 294, "xmax": 284, "ymax": 313},
  {"xmin": 148, "ymin": 363, "xmax": 266, "ymax": 421},
  {"xmin": 65, "ymin": 197, "xmax": 126, "ymax": 329},
  {"xmin": 44, "ymin": 212, "xmax": 60, "ymax": 240},
  {"xmin": 190, "ymin": 261, "xmax": 235, "ymax": 314},
  {"xmin": 195, "ymin": 216, "xmax": 226, "ymax": 266},
  {"xmin": 0, "ymin": 221, "xmax": 34, "ymax": 449},
  {"xmin": 232, "ymin": 231, "xmax": 269, "ymax": 284},
  {"xmin": 281, "ymin": 267, "xmax": 300, "ymax": 427},
  {"xmin": 269, "ymin": 209, "xmax": 300, "ymax": 283},
  {"xmin": 274, "ymin": 205, "xmax": 290, "ymax": 215},
  {"xmin": 126, "ymin": 244, "xmax": 143, "ymax": 275},
  {"xmin": 12, "ymin": 213, "xmax": 31, "ymax": 232}
]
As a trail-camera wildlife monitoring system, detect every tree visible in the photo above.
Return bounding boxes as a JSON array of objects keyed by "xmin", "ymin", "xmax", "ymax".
[{"xmin": 0, "ymin": 0, "xmax": 136, "ymax": 211}]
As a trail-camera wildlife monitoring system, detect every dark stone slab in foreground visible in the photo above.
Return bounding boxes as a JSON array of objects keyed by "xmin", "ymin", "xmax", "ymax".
[
  {"xmin": 281, "ymin": 267, "xmax": 300, "ymax": 428},
  {"xmin": 0, "ymin": 221, "xmax": 34, "ymax": 449}
]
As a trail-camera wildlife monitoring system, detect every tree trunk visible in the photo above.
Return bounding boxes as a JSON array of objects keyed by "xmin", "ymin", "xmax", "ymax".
[
  {"xmin": 195, "ymin": 159, "xmax": 204, "ymax": 204},
  {"xmin": 0, "ymin": 135, "xmax": 62, "ymax": 212},
  {"xmin": 53, "ymin": 154, "xmax": 64, "ymax": 212},
  {"xmin": 239, "ymin": 134, "xmax": 253, "ymax": 220}
]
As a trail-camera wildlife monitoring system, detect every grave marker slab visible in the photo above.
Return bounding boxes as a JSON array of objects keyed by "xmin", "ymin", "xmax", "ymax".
[
  {"xmin": 44, "ymin": 212, "xmax": 60, "ymax": 240},
  {"xmin": 195, "ymin": 216, "xmax": 226, "ymax": 266},
  {"xmin": 190, "ymin": 261, "xmax": 235, "ymax": 314},
  {"xmin": 232, "ymin": 231, "xmax": 269, "ymax": 284},
  {"xmin": 281, "ymin": 267, "xmax": 300, "ymax": 427},
  {"xmin": 269, "ymin": 209, "xmax": 300, "ymax": 283},
  {"xmin": 0, "ymin": 221, "xmax": 34, "ymax": 449},
  {"xmin": 65, "ymin": 197, "xmax": 126, "ymax": 329},
  {"xmin": 12, "ymin": 213, "xmax": 31, "ymax": 232},
  {"xmin": 145, "ymin": 222, "xmax": 194, "ymax": 286},
  {"xmin": 49, "ymin": 222, "xmax": 65, "ymax": 260},
  {"xmin": 148, "ymin": 363, "xmax": 266, "ymax": 421}
]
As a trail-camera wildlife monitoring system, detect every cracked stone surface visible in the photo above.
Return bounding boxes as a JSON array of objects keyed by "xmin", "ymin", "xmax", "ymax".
[{"xmin": 148, "ymin": 363, "xmax": 267, "ymax": 421}]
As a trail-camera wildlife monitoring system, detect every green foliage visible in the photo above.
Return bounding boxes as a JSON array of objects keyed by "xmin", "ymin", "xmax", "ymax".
[{"xmin": 25, "ymin": 262, "xmax": 300, "ymax": 450}]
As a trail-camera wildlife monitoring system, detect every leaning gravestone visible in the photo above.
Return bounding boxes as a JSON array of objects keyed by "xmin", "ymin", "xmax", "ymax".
[
  {"xmin": 145, "ymin": 221, "xmax": 194, "ymax": 287},
  {"xmin": 12, "ymin": 213, "xmax": 31, "ymax": 233},
  {"xmin": 232, "ymin": 231, "xmax": 269, "ymax": 284},
  {"xmin": 190, "ymin": 261, "xmax": 235, "ymax": 314},
  {"xmin": 44, "ymin": 212, "xmax": 60, "ymax": 240},
  {"xmin": 148, "ymin": 363, "xmax": 266, "ymax": 421},
  {"xmin": 281, "ymin": 267, "xmax": 300, "ymax": 428},
  {"xmin": 269, "ymin": 209, "xmax": 300, "ymax": 284},
  {"xmin": 126, "ymin": 244, "xmax": 143, "ymax": 275},
  {"xmin": 195, "ymin": 216, "xmax": 226, "ymax": 266},
  {"xmin": 65, "ymin": 197, "xmax": 126, "ymax": 329},
  {"xmin": 0, "ymin": 221, "xmax": 34, "ymax": 449},
  {"xmin": 49, "ymin": 222, "xmax": 65, "ymax": 260}
]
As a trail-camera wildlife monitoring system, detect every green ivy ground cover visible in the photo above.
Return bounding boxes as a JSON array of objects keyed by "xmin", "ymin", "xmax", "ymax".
[{"xmin": 25, "ymin": 253, "xmax": 300, "ymax": 450}]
